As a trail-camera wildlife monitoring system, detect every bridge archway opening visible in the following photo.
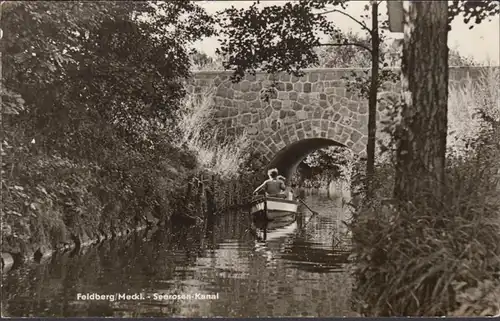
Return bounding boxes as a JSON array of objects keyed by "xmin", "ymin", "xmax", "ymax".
[{"xmin": 266, "ymin": 138, "xmax": 350, "ymax": 181}]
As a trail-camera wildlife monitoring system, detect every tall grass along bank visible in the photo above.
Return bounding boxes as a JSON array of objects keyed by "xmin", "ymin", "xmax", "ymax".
[{"xmin": 349, "ymin": 67, "xmax": 500, "ymax": 316}]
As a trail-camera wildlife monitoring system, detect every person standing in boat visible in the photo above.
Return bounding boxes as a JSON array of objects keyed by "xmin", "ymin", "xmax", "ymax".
[{"xmin": 253, "ymin": 168, "xmax": 287, "ymax": 198}]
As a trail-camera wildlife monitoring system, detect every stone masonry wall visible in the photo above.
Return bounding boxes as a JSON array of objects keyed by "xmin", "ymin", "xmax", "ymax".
[{"xmin": 187, "ymin": 67, "xmax": 489, "ymax": 163}]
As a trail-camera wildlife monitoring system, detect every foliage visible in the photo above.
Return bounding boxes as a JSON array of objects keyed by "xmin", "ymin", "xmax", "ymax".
[
  {"xmin": 349, "ymin": 161, "xmax": 499, "ymax": 316},
  {"xmin": 1, "ymin": 1, "xmax": 215, "ymax": 255},
  {"xmin": 350, "ymin": 66, "xmax": 500, "ymax": 316},
  {"xmin": 302, "ymin": 146, "xmax": 354, "ymax": 183},
  {"xmin": 216, "ymin": 0, "xmax": 352, "ymax": 81},
  {"xmin": 174, "ymin": 89, "xmax": 251, "ymax": 180},
  {"xmin": 448, "ymin": 0, "xmax": 500, "ymax": 28}
]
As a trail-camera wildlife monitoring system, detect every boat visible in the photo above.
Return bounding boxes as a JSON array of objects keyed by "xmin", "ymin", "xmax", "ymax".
[{"xmin": 249, "ymin": 195, "xmax": 299, "ymax": 221}]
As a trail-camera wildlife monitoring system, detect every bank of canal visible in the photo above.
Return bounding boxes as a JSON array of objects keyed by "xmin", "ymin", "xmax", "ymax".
[{"xmin": 1, "ymin": 194, "xmax": 355, "ymax": 317}]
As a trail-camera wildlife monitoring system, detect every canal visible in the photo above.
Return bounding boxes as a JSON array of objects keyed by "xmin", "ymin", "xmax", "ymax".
[{"xmin": 1, "ymin": 194, "xmax": 355, "ymax": 317}]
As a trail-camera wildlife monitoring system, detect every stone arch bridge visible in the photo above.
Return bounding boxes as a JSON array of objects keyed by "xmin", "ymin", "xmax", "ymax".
[{"xmin": 187, "ymin": 67, "xmax": 485, "ymax": 179}]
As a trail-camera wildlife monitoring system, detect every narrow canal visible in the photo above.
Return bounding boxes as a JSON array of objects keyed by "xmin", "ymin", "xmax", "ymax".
[{"xmin": 1, "ymin": 194, "xmax": 355, "ymax": 317}]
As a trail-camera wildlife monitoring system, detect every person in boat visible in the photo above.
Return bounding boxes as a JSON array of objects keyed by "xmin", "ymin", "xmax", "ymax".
[
  {"xmin": 253, "ymin": 168, "xmax": 287, "ymax": 198},
  {"xmin": 277, "ymin": 175, "xmax": 294, "ymax": 200}
]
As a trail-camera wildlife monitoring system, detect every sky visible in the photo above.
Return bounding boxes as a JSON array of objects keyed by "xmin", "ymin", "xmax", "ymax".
[{"xmin": 192, "ymin": 1, "xmax": 500, "ymax": 65}]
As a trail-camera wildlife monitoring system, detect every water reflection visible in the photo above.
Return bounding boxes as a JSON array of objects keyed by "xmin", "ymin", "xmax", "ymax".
[{"xmin": 1, "ymin": 194, "xmax": 354, "ymax": 317}]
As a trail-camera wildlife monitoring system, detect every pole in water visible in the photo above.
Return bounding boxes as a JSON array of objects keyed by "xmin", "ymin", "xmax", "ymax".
[{"xmin": 297, "ymin": 197, "xmax": 319, "ymax": 215}]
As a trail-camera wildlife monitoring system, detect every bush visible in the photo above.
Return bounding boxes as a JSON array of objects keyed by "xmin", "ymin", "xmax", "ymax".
[{"xmin": 1, "ymin": 2, "xmax": 216, "ymax": 258}]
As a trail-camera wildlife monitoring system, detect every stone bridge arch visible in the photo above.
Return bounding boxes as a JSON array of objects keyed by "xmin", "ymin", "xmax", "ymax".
[{"xmin": 187, "ymin": 67, "xmax": 488, "ymax": 178}]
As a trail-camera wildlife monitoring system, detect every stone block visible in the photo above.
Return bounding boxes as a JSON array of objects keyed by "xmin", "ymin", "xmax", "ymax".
[
  {"xmin": 293, "ymin": 102, "xmax": 302, "ymax": 111},
  {"xmin": 298, "ymin": 95, "xmax": 310, "ymax": 106},
  {"xmin": 277, "ymin": 91, "xmax": 289, "ymax": 100},
  {"xmin": 335, "ymin": 125, "xmax": 344, "ymax": 135},
  {"xmin": 321, "ymin": 120, "xmax": 328, "ymax": 131},
  {"xmin": 304, "ymin": 82, "xmax": 312, "ymax": 93},
  {"xmin": 335, "ymin": 87, "xmax": 346, "ymax": 97},
  {"xmin": 242, "ymin": 114, "xmax": 251, "ymax": 125},
  {"xmin": 348, "ymin": 102, "xmax": 359, "ymax": 112},
  {"xmin": 272, "ymin": 100, "xmax": 282, "ymax": 110},
  {"xmin": 234, "ymin": 91, "xmax": 243, "ymax": 100},
  {"xmin": 229, "ymin": 109, "xmax": 238, "ymax": 117},
  {"xmin": 244, "ymin": 92, "xmax": 258, "ymax": 101},
  {"xmin": 339, "ymin": 107, "xmax": 350, "ymax": 117},
  {"xmin": 251, "ymin": 82, "xmax": 263, "ymax": 92},
  {"xmin": 339, "ymin": 133, "xmax": 349, "ymax": 144},
  {"xmin": 289, "ymin": 91, "xmax": 298, "ymax": 100},
  {"xmin": 293, "ymin": 82, "xmax": 303, "ymax": 92},
  {"xmin": 250, "ymin": 100, "xmax": 262, "ymax": 110},
  {"xmin": 312, "ymin": 82, "xmax": 325, "ymax": 92},
  {"xmin": 325, "ymin": 87, "xmax": 337, "ymax": 94},
  {"xmin": 283, "ymin": 135, "xmax": 291, "ymax": 145},
  {"xmin": 328, "ymin": 128, "xmax": 336, "ymax": 138},
  {"xmin": 296, "ymin": 110, "xmax": 308, "ymax": 120},
  {"xmin": 309, "ymin": 72, "xmax": 320, "ymax": 82}
]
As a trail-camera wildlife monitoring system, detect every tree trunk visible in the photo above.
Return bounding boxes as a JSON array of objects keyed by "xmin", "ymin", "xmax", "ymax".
[
  {"xmin": 394, "ymin": 1, "xmax": 449, "ymax": 202},
  {"xmin": 366, "ymin": 1, "xmax": 380, "ymax": 198}
]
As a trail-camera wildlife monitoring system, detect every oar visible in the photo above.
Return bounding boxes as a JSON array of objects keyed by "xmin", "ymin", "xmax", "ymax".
[{"xmin": 296, "ymin": 197, "xmax": 319, "ymax": 215}]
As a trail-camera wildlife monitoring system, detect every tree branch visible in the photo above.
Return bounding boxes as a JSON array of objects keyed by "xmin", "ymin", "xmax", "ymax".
[
  {"xmin": 317, "ymin": 42, "xmax": 373, "ymax": 54},
  {"xmin": 317, "ymin": 9, "xmax": 373, "ymax": 35}
]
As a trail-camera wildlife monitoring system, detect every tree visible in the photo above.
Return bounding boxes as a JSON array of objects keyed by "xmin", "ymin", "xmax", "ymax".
[
  {"xmin": 216, "ymin": 1, "xmax": 401, "ymax": 198},
  {"xmin": 2, "ymin": 1, "xmax": 215, "ymax": 158},
  {"xmin": 393, "ymin": 1, "xmax": 449, "ymax": 202},
  {"xmin": 393, "ymin": 0, "xmax": 500, "ymax": 202}
]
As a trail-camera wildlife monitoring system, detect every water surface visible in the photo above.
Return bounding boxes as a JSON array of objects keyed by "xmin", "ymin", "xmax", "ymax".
[{"xmin": 1, "ymin": 194, "xmax": 354, "ymax": 317}]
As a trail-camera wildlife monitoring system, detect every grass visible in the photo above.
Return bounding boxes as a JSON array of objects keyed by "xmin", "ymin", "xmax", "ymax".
[
  {"xmin": 174, "ymin": 87, "xmax": 251, "ymax": 180},
  {"xmin": 349, "ymin": 66, "xmax": 500, "ymax": 316},
  {"xmin": 448, "ymin": 65, "xmax": 499, "ymax": 154}
]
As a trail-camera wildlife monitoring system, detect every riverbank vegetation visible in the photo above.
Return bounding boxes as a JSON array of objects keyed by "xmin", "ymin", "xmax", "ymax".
[
  {"xmin": 350, "ymin": 66, "xmax": 500, "ymax": 316},
  {"xmin": 1, "ymin": 2, "xmax": 230, "ymax": 260}
]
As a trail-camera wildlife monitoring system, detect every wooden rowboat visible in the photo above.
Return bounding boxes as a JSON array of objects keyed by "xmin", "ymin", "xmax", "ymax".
[{"xmin": 250, "ymin": 195, "xmax": 299, "ymax": 221}]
